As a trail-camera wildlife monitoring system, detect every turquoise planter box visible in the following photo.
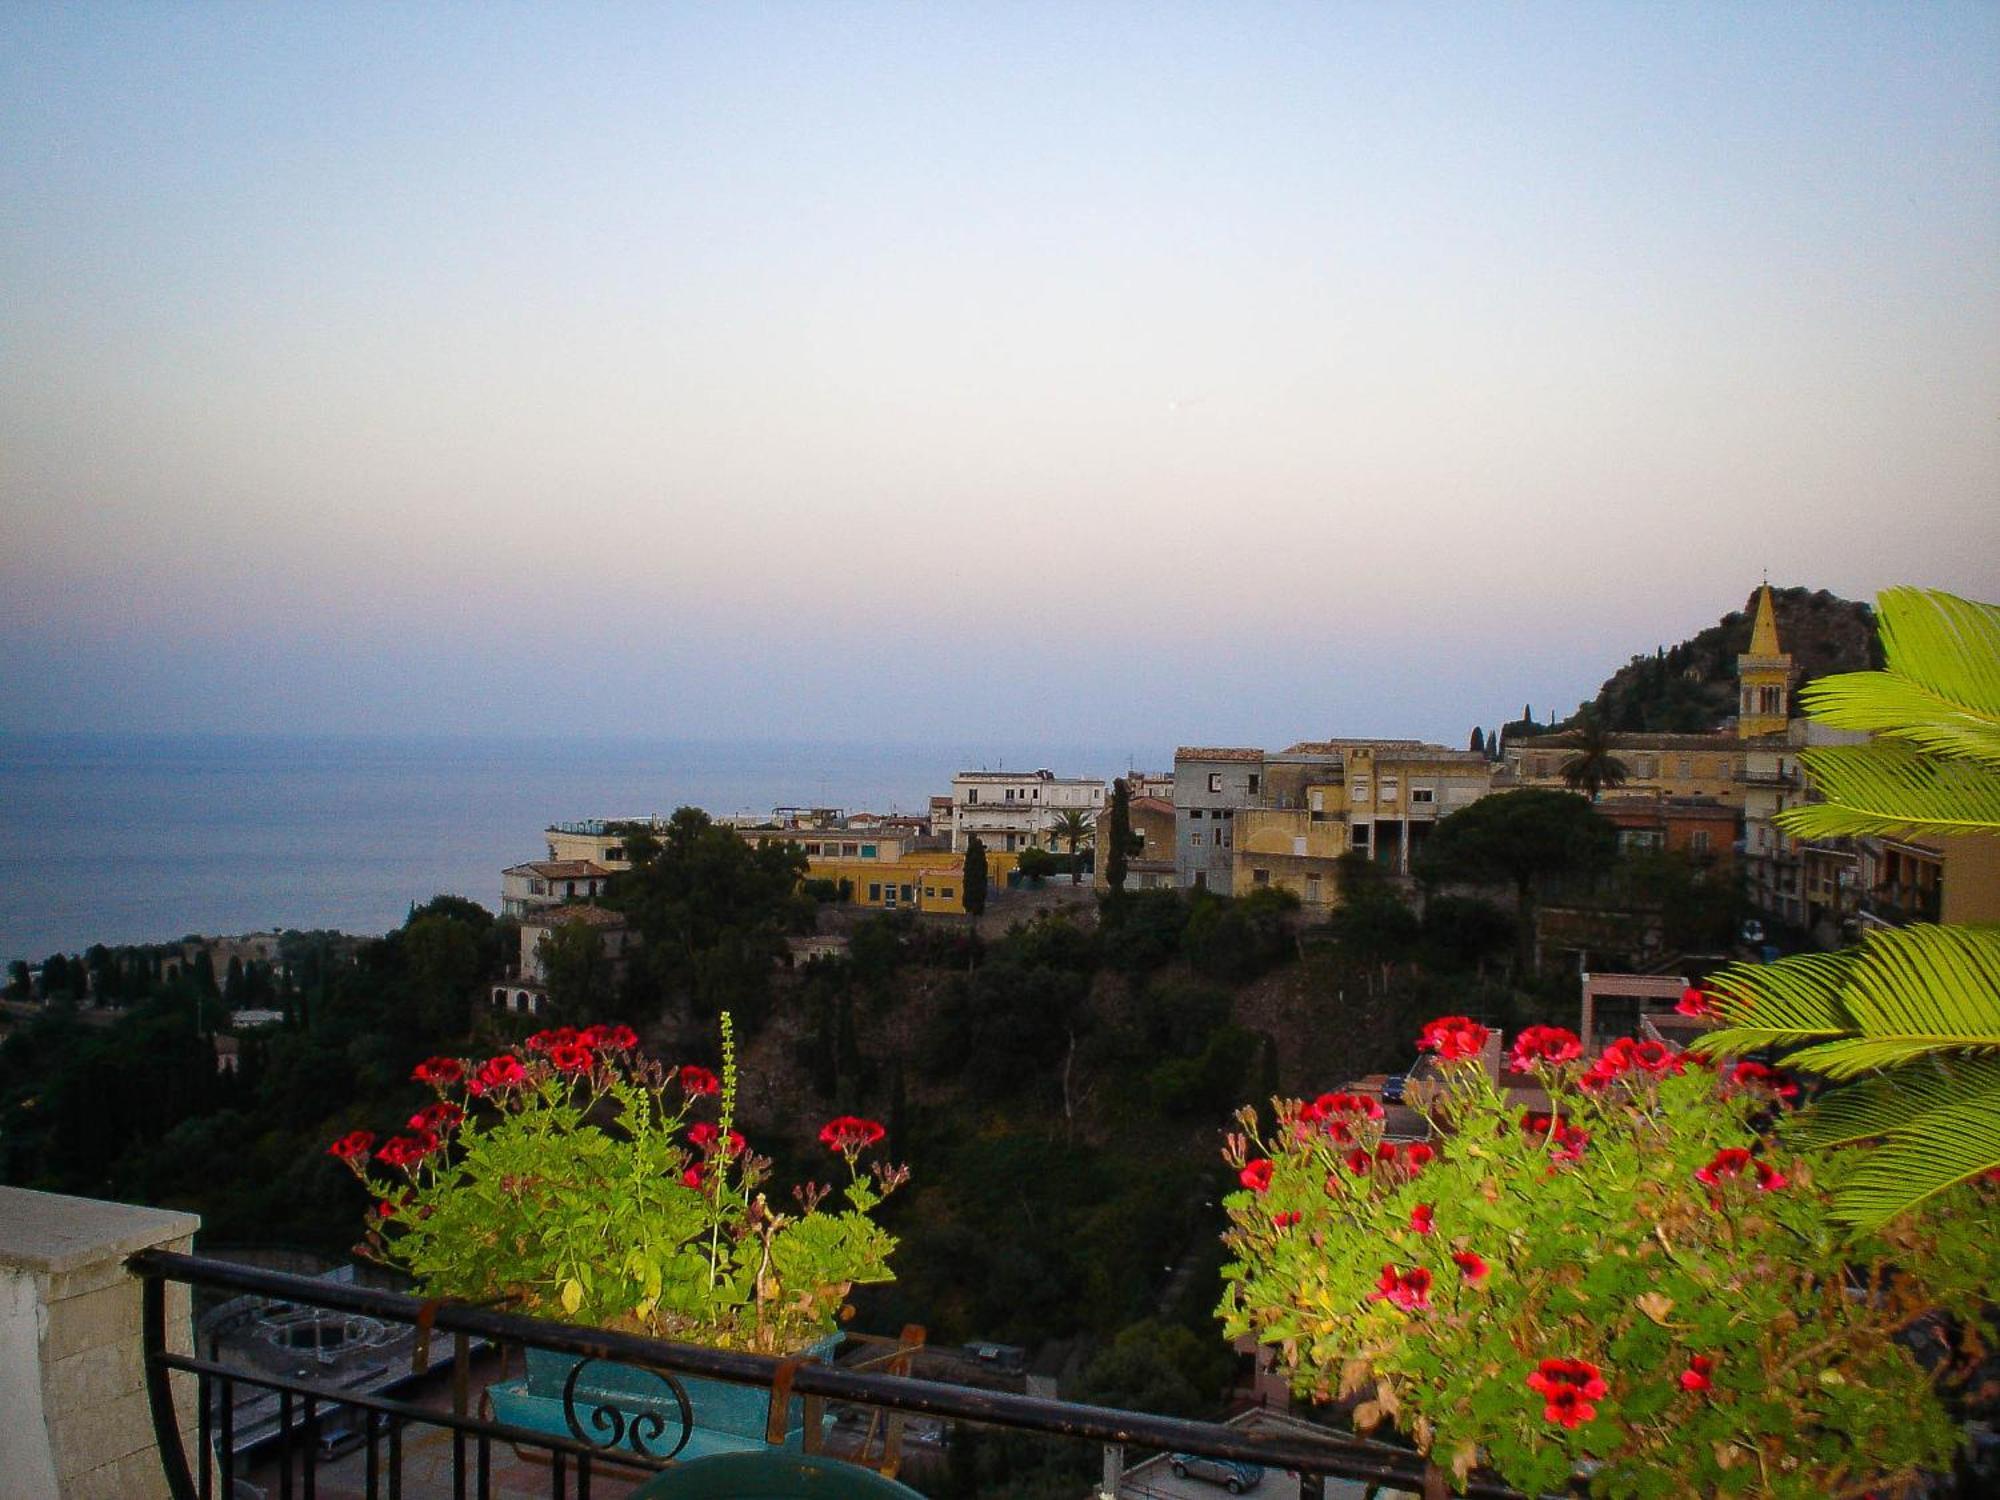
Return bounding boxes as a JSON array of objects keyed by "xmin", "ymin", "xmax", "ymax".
[{"xmin": 489, "ymin": 1337, "xmax": 840, "ymax": 1463}]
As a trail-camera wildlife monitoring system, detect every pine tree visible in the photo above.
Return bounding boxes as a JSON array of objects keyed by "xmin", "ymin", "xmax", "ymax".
[{"xmin": 1106, "ymin": 779, "xmax": 1132, "ymax": 896}]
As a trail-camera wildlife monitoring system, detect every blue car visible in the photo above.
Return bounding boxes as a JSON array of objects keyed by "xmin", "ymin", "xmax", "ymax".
[{"xmin": 1169, "ymin": 1453, "xmax": 1265, "ymax": 1492}]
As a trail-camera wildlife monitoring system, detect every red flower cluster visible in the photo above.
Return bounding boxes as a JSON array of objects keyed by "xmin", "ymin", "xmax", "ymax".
[
  {"xmin": 1346, "ymin": 1141, "xmax": 1434, "ymax": 1177},
  {"xmin": 328, "ymin": 1130, "xmax": 375, "ymax": 1162},
  {"xmin": 409, "ymin": 1101, "xmax": 462, "ymax": 1134},
  {"xmin": 1694, "ymin": 1147, "xmax": 1788, "ymax": 1192},
  {"xmin": 525, "ymin": 1027, "xmax": 579, "ymax": 1053},
  {"xmin": 1368, "ymin": 1263, "xmax": 1433, "ymax": 1311},
  {"xmin": 412, "ymin": 1056, "xmax": 463, "ymax": 1086},
  {"xmin": 1239, "ymin": 1159, "xmax": 1274, "ymax": 1193},
  {"xmin": 1520, "ymin": 1111, "xmax": 1590, "ymax": 1164},
  {"xmin": 1679, "ymin": 1354, "xmax": 1715, "ymax": 1393},
  {"xmin": 1410, "ymin": 1202, "xmax": 1435, "ymax": 1235},
  {"xmin": 1509, "ymin": 1025, "xmax": 1583, "ymax": 1071},
  {"xmin": 1676, "ymin": 987, "xmax": 1715, "ymax": 1018},
  {"xmin": 1452, "ymin": 1250, "xmax": 1489, "ymax": 1284},
  {"xmin": 1417, "ymin": 1016, "xmax": 1490, "ymax": 1062},
  {"xmin": 469, "ymin": 1054, "xmax": 527, "ymax": 1095},
  {"xmin": 1726, "ymin": 1060, "xmax": 1800, "ymax": 1102},
  {"xmin": 1271, "ymin": 1211, "xmax": 1301, "ymax": 1229},
  {"xmin": 1299, "ymin": 1090, "xmax": 1385, "ymax": 1126},
  {"xmin": 376, "ymin": 1132, "xmax": 440, "ymax": 1170},
  {"xmin": 677, "ymin": 1065, "xmax": 720, "ymax": 1096},
  {"xmin": 680, "ymin": 1165, "xmax": 706, "ymax": 1189},
  {"xmin": 580, "ymin": 1023, "xmax": 638, "ymax": 1051},
  {"xmin": 1578, "ymin": 1036, "xmax": 1685, "ymax": 1091},
  {"xmin": 688, "ymin": 1123, "xmax": 746, "ymax": 1158},
  {"xmin": 547, "ymin": 1041, "xmax": 595, "ymax": 1074},
  {"xmin": 1527, "ymin": 1358, "xmax": 1606, "ymax": 1428},
  {"xmin": 818, "ymin": 1116, "xmax": 887, "ymax": 1153}
]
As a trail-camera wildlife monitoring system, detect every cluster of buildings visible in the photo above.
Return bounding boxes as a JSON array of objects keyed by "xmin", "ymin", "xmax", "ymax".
[{"xmin": 486, "ymin": 586, "xmax": 1995, "ymax": 1013}]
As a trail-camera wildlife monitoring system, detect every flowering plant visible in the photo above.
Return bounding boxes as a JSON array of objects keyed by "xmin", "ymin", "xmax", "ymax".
[
  {"xmin": 1219, "ymin": 1015, "xmax": 1996, "ymax": 1497},
  {"xmin": 333, "ymin": 1016, "xmax": 906, "ymax": 1354}
]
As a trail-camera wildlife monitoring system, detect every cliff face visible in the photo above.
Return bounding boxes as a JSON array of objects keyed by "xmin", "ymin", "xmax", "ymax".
[{"xmin": 1584, "ymin": 588, "xmax": 1882, "ymax": 735}]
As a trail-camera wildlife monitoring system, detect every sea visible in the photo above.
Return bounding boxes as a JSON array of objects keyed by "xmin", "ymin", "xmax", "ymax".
[{"xmin": 0, "ymin": 733, "xmax": 1159, "ymax": 963}]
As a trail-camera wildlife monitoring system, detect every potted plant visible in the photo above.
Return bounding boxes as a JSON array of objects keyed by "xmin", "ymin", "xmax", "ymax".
[
  {"xmin": 330, "ymin": 1013, "xmax": 905, "ymax": 1459},
  {"xmin": 1216, "ymin": 1013, "xmax": 1996, "ymax": 1497}
]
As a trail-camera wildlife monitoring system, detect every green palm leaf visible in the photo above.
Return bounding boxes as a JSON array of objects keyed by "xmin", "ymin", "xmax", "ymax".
[
  {"xmin": 1816, "ymin": 1089, "xmax": 2000, "ymax": 1230},
  {"xmin": 1797, "ymin": 588, "xmax": 2000, "ymax": 768},
  {"xmin": 1777, "ymin": 743, "xmax": 2000, "ymax": 839},
  {"xmin": 1787, "ymin": 1056, "xmax": 2000, "ymax": 1148}
]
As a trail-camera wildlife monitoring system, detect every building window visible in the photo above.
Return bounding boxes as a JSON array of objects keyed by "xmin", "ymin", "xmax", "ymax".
[
  {"xmin": 1292, "ymin": 837, "xmax": 1307, "ymax": 855},
  {"xmin": 861, "ymin": 845, "xmax": 877, "ymax": 858},
  {"xmin": 1189, "ymin": 808, "xmax": 1203, "ymax": 819},
  {"xmin": 1194, "ymin": 871, "xmax": 1207, "ymax": 890},
  {"xmin": 1305, "ymin": 874, "xmax": 1322, "ymax": 903},
  {"xmin": 1352, "ymin": 824, "xmax": 1371, "ymax": 848},
  {"xmin": 967, "ymin": 789, "xmax": 978, "ymax": 804},
  {"xmin": 1380, "ymin": 778, "xmax": 1398, "ymax": 803},
  {"xmin": 1411, "ymin": 787, "xmax": 1435, "ymax": 804},
  {"xmin": 605, "ymin": 846, "xmax": 623, "ymax": 863},
  {"xmin": 868, "ymin": 884, "xmax": 881, "ymax": 901},
  {"xmin": 1220, "ymin": 808, "xmax": 1233, "ymax": 819},
  {"xmin": 1248, "ymin": 774, "xmax": 1261, "ymax": 794},
  {"xmin": 1190, "ymin": 832, "xmax": 1203, "ymax": 846},
  {"xmin": 1352, "ymin": 780, "xmax": 1369, "ymax": 802},
  {"xmin": 900, "ymin": 886, "xmax": 914, "ymax": 902},
  {"xmin": 1252, "ymin": 868, "xmax": 1270, "ymax": 886},
  {"xmin": 941, "ymin": 886, "xmax": 954, "ymax": 898},
  {"xmin": 1690, "ymin": 830, "xmax": 1711, "ymax": 854},
  {"xmin": 1208, "ymin": 772, "xmax": 1223, "ymax": 793},
  {"xmin": 530, "ymin": 879, "xmax": 547, "ymax": 895}
]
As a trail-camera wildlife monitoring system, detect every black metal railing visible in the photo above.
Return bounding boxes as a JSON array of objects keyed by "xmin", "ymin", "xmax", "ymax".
[{"xmin": 131, "ymin": 1248, "xmax": 1535, "ymax": 1499}]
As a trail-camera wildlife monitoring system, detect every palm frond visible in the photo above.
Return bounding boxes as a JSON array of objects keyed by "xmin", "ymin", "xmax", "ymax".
[
  {"xmin": 1776, "ymin": 744, "xmax": 2000, "ymax": 839},
  {"xmin": 1798, "ymin": 587, "xmax": 2000, "ymax": 767},
  {"xmin": 1695, "ymin": 925, "xmax": 2000, "ymax": 1068},
  {"xmin": 1787, "ymin": 1056, "xmax": 2000, "ymax": 1148},
  {"xmin": 1819, "ymin": 1088, "xmax": 2000, "ymax": 1230}
]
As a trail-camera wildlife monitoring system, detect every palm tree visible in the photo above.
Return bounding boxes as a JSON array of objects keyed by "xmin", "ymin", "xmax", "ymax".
[
  {"xmin": 1046, "ymin": 808, "xmax": 1094, "ymax": 884},
  {"xmin": 1696, "ymin": 587, "xmax": 2000, "ymax": 1229},
  {"xmin": 1558, "ymin": 707, "xmax": 1630, "ymax": 802}
]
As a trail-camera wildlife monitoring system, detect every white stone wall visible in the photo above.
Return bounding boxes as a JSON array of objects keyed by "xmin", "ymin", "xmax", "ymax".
[{"xmin": 0, "ymin": 1187, "xmax": 199, "ymax": 1500}]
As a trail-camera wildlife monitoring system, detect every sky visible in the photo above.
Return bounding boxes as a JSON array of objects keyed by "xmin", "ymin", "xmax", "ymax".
[{"xmin": 3, "ymin": 2, "xmax": 1996, "ymax": 752}]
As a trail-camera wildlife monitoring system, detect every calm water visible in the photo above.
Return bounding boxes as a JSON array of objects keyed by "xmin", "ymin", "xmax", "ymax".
[{"xmin": 0, "ymin": 734, "xmax": 1154, "ymax": 961}]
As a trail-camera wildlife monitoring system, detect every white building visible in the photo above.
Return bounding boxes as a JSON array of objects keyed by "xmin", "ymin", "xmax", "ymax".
[
  {"xmin": 500, "ymin": 860, "xmax": 613, "ymax": 918},
  {"xmin": 950, "ymin": 769, "xmax": 1105, "ymax": 853}
]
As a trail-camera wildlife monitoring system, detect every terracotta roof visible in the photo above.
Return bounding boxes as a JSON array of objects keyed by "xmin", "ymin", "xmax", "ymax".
[
  {"xmin": 506, "ymin": 860, "xmax": 611, "ymax": 879},
  {"xmin": 1175, "ymin": 747, "xmax": 1265, "ymax": 762},
  {"xmin": 520, "ymin": 904, "xmax": 627, "ymax": 928},
  {"xmin": 1130, "ymin": 796, "xmax": 1175, "ymax": 814}
]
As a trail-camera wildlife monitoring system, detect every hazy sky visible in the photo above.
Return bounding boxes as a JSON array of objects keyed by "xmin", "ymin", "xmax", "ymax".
[{"xmin": 4, "ymin": 3, "xmax": 1996, "ymax": 752}]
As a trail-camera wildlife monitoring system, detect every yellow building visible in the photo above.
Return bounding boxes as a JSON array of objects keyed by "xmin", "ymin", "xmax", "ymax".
[{"xmin": 800, "ymin": 848, "xmax": 1020, "ymax": 916}]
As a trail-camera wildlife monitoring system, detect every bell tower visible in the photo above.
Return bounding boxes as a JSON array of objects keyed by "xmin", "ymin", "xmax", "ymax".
[{"xmin": 1736, "ymin": 584, "xmax": 1792, "ymax": 739}]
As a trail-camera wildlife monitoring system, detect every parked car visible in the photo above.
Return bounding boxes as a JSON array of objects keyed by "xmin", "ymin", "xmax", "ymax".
[
  {"xmin": 1381, "ymin": 1074, "xmax": 1408, "ymax": 1105},
  {"xmin": 1169, "ymin": 1453, "xmax": 1265, "ymax": 1492}
]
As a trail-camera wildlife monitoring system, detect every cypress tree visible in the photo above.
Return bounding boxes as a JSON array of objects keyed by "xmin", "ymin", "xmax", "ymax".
[
  {"xmin": 1106, "ymin": 778, "xmax": 1133, "ymax": 896},
  {"xmin": 962, "ymin": 837, "xmax": 989, "ymax": 920},
  {"xmin": 1468, "ymin": 726, "xmax": 1485, "ymax": 755}
]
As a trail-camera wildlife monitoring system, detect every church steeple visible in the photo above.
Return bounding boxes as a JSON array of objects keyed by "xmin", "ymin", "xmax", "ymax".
[{"xmin": 1736, "ymin": 584, "xmax": 1792, "ymax": 738}]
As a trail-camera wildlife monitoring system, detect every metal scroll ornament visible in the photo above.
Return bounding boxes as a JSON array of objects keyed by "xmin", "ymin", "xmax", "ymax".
[{"xmin": 560, "ymin": 1358, "xmax": 696, "ymax": 1461}]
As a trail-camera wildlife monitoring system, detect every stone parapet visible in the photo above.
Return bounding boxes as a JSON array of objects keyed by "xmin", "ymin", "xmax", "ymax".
[{"xmin": 0, "ymin": 1186, "xmax": 200, "ymax": 1500}]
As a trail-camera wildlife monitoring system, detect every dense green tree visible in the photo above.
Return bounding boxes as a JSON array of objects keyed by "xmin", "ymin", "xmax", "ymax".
[
  {"xmin": 961, "ymin": 837, "xmax": 989, "ymax": 919},
  {"xmin": 1418, "ymin": 893, "xmax": 1517, "ymax": 975},
  {"xmin": 1417, "ymin": 789, "xmax": 1616, "ymax": 971},
  {"xmin": 1325, "ymin": 853, "xmax": 1420, "ymax": 992},
  {"xmin": 403, "ymin": 909, "xmax": 487, "ymax": 1036},
  {"xmin": 1016, "ymin": 846, "xmax": 1057, "ymax": 882},
  {"xmin": 608, "ymin": 807, "xmax": 810, "ymax": 1024},
  {"xmin": 1099, "ymin": 888, "xmax": 1192, "ymax": 975},
  {"xmin": 5, "ymin": 961, "xmax": 29, "ymax": 1000}
]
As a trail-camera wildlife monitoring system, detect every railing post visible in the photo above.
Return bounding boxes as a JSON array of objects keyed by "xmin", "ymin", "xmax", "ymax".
[
  {"xmin": 0, "ymin": 1186, "xmax": 199, "ymax": 1500},
  {"xmin": 1099, "ymin": 1440, "xmax": 1124, "ymax": 1497}
]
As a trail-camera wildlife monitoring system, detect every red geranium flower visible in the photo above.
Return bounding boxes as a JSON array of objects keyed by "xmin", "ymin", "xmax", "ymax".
[
  {"xmin": 1754, "ymin": 1160, "xmax": 1789, "ymax": 1192},
  {"xmin": 581, "ymin": 1023, "xmax": 640, "ymax": 1051},
  {"xmin": 1345, "ymin": 1148, "xmax": 1373, "ymax": 1176},
  {"xmin": 409, "ymin": 1101, "xmax": 462, "ymax": 1133},
  {"xmin": 1509, "ymin": 1025, "xmax": 1583, "ymax": 1071},
  {"xmin": 1676, "ymin": 986, "xmax": 1715, "ymax": 1018},
  {"xmin": 1272, "ymin": 1211, "xmax": 1301, "ymax": 1229},
  {"xmin": 1367, "ymin": 1263, "xmax": 1433, "ymax": 1311},
  {"xmin": 1402, "ymin": 1142, "xmax": 1435, "ymax": 1169},
  {"xmin": 546, "ymin": 1041, "xmax": 595, "ymax": 1074},
  {"xmin": 470, "ymin": 1054, "xmax": 527, "ymax": 1094},
  {"xmin": 1728, "ymin": 1060, "xmax": 1800, "ymax": 1102},
  {"xmin": 678, "ymin": 1065, "xmax": 720, "ymax": 1096},
  {"xmin": 1410, "ymin": 1203, "xmax": 1435, "ymax": 1234},
  {"xmin": 1527, "ymin": 1357, "xmax": 1607, "ymax": 1427},
  {"xmin": 1239, "ymin": 1159, "xmax": 1274, "ymax": 1193},
  {"xmin": 1695, "ymin": 1147, "xmax": 1753, "ymax": 1187},
  {"xmin": 1679, "ymin": 1354, "xmax": 1715, "ymax": 1392},
  {"xmin": 680, "ymin": 1165, "xmax": 705, "ymax": 1189},
  {"xmin": 525, "ymin": 1027, "xmax": 578, "ymax": 1054},
  {"xmin": 328, "ymin": 1130, "xmax": 374, "ymax": 1162},
  {"xmin": 411, "ymin": 1056, "xmax": 463, "ymax": 1086},
  {"xmin": 375, "ymin": 1132, "xmax": 439, "ymax": 1170},
  {"xmin": 1452, "ymin": 1250, "xmax": 1489, "ymax": 1284},
  {"xmin": 1417, "ymin": 1016, "xmax": 1491, "ymax": 1062},
  {"xmin": 1629, "ymin": 1040, "xmax": 1684, "ymax": 1075},
  {"xmin": 818, "ymin": 1116, "xmax": 887, "ymax": 1153}
]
